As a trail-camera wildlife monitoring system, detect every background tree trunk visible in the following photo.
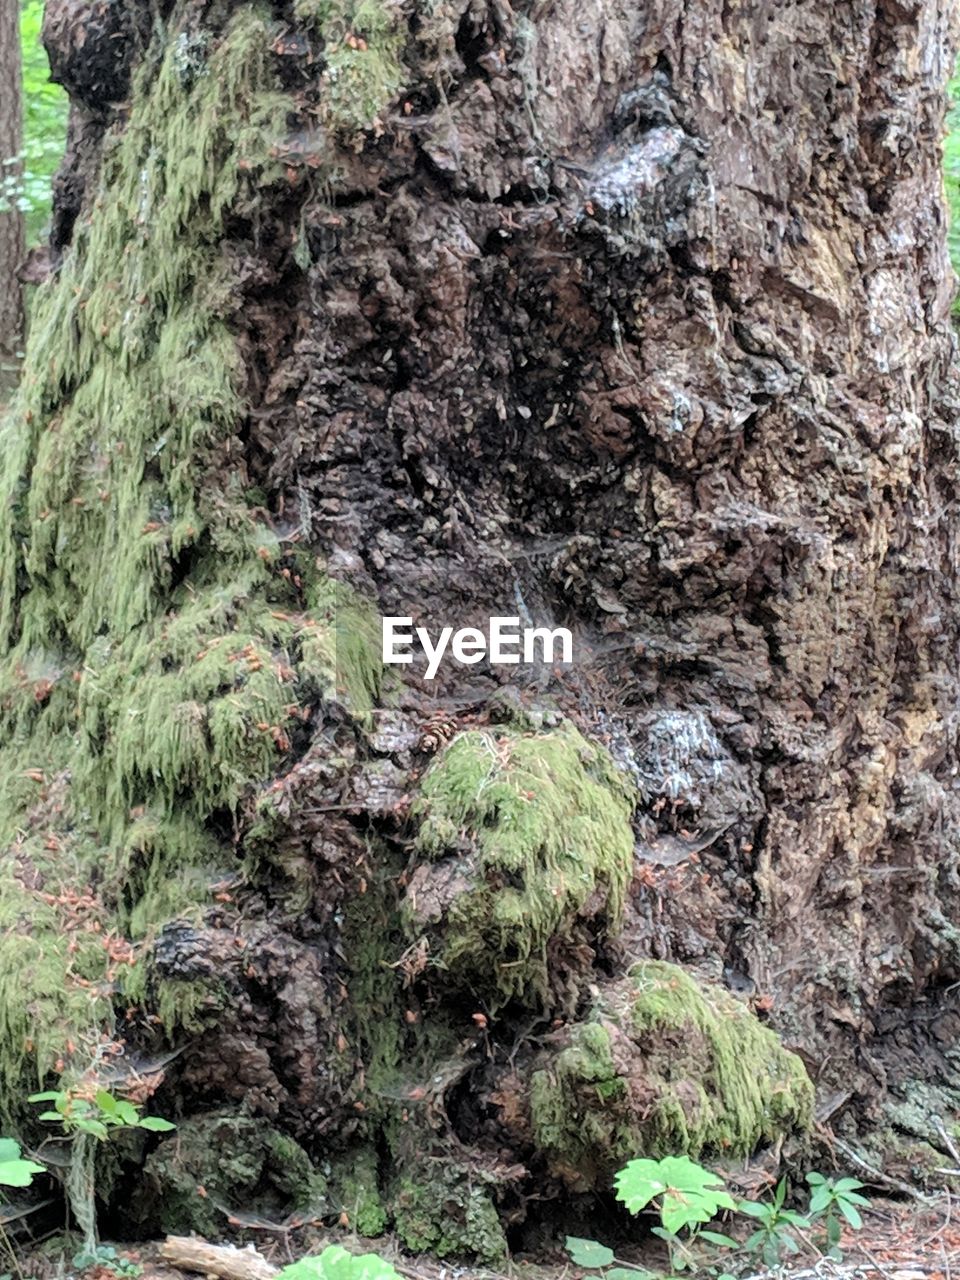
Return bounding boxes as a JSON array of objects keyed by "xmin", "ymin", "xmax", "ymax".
[
  {"xmin": 1, "ymin": 0, "xmax": 959, "ymax": 1256},
  {"xmin": 0, "ymin": 0, "xmax": 24, "ymax": 392}
]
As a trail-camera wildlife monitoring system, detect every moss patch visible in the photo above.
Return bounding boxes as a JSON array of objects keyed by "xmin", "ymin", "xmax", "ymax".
[
  {"xmin": 140, "ymin": 1110, "xmax": 327, "ymax": 1235},
  {"xmin": 529, "ymin": 963, "xmax": 814, "ymax": 1190},
  {"xmin": 403, "ymin": 724, "xmax": 635, "ymax": 1005},
  {"xmin": 390, "ymin": 1158, "xmax": 507, "ymax": 1263},
  {"xmin": 294, "ymin": 0, "xmax": 405, "ymax": 138}
]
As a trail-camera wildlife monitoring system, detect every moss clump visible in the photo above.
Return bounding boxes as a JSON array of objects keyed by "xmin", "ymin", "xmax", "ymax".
[
  {"xmin": 294, "ymin": 0, "xmax": 405, "ymax": 137},
  {"xmin": 391, "ymin": 1159, "xmax": 507, "ymax": 1263},
  {"xmin": 140, "ymin": 1111, "xmax": 327, "ymax": 1236},
  {"xmin": 529, "ymin": 963, "xmax": 814, "ymax": 1190},
  {"xmin": 328, "ymin": 1145, "xmax": 389, "ymax": 1237},
  {"xmin": 404, "ymin": 724, "xmax": 635, "ymax": 1005}
]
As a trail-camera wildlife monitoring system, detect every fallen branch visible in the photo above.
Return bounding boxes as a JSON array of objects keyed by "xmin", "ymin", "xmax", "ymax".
[
  {"xmin": 160, "ymin": 1236, "xmax": 278, "ymax": 1280},
  {"xmin": 830, "ymin": 1136, "xmax": 932, "ymax": 1204}
]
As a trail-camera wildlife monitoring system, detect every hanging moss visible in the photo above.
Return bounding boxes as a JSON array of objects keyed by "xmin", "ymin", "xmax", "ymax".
[
  {"xmin": 529, "ymin": 963, "xmax": 814, "ymax": 1190},
  {"xmin": 403, "ymin": 724, "xmax": 636, "ymax": 1005},
  {"xmin": 0, "ymin": 3, "xmax": 384, "ymax": 1099}
]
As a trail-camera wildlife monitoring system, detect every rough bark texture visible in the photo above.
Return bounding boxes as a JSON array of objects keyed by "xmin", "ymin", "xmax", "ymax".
[
  {"xmin": 0, "ymin": 0, "xmax": 24, "ymax": 389},
  {"xmin": 2, "ymin": 0, "xmax": 960, "ymax": 1258}
]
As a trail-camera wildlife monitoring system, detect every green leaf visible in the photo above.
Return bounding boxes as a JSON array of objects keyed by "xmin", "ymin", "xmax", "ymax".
[
  {"xmin": 833, "ymin": 1177, "xmax": 865, "ymax": 1192},
  {"xmin": 137, "ymin": 1116, "xmax": 176, "ymax": 1132},
  {"xmin": 615, "ymin": 1156, "xmax": 733, "ymax": 1232},
  {"xmin": 95, "ymin": 1090, "xmax": 119, "ymax": 1115},
  {"xmin": 606, "ymin": 1268, "xmax": 650, "ymax": 1280},
  {"xmin": 77, "ymin": 1119, "xmax": 109, "ymax": 1140},
  {"xmin": 0, "ymin": 1139, "xmax": 20, "ymax": 1164},
  {"xmin": 37, "ymin": 1111, "xmax": 61, "ymax": 1122},
  {"xmin": 838, "ymin": 1200, "xmax": 863, "ymax": 1229},
  {"xmin": 115, "ymin": 1101, "xmax": 141, "ymax": 1126},
  {"xmin": 737, "ymin": 1201, "xmax": 770, "ymax": 1220},
  {"xmin": 807, "ymin": 1186, "xmax": 831, "ymax": 1214},
  {"xmin": 0, "ymin": 1158, "xmax": 45, "ymax": 1187},
  {"xmin": 839, "ymin": 1189, "xmax": 871, "ymax": 1207},
  {"xmin": 698, "ymin": 1230, "xmax": 737, "ymax": 1247},
  {"xmin": 564, "ymin": 1238, "xmax": 615, "ymax": 1269},
  {"xmin": 27, "ymin": 1092, "xmax": 60, "ymax": 1103},
  {"xmin": 276, "ymin": 1246, "xmax": 402, "ymax": 1280}
]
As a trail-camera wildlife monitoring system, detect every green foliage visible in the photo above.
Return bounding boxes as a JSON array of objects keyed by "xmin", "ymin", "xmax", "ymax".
[
  {"xmin": 806, "ymin": 1173, "xmax": 871, "ymax": 1261},
  {"xmin": 29, "ymin": 1088, "xmax": 175, "ymax": 1141},
  {"xmin": 277, "ymin": 1247, "xmax": 401, "ymax": 1280},
  {"xmin": 737, "ymin": 1178, "xmax": 810, "ymax": 1268},
  {"xmin": 72, "ymin": 1246, "xmax": 141, "ymax": 1279},
  {"xmin": 615, "ymin": 1156, "xmax": 735, "ymax": 1234},
  {"xmin": 0, "ymin": 1137, "xmax": 43, "ymax": 1188},
  {"xmin": 563, "ymin": 1238, "xmax": 649, "ymax": 1280},
  {"xmin": 607, "ymin": 1154, "xmax": 871, "ymax": 1274},
  {"xmin": 613, "ymin": 1156, "xmax": 735, "ymax": 1274},
  {"xmin": 0, "ymin": 2, "xmax": 68, "ymax": 243}
]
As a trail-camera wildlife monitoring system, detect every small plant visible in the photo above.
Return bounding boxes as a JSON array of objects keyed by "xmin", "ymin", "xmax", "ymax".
[
  {"xmin": 0, "ymin": 1138, "xmax": 45, "ymax": 1280},
  {"xmin": 276, "ymin": 1246, "xmax": 402, "ymax": 1280},
  {"xmin": 72, "ymin": 1246, "xmax": 142, "ymax": 1278},
  {"xmin": 738, "ymin": 1177, "xmax": 811, "ymax": 1267},
  {"xmin": 614, "ymin": 1156, "xmax": 737, "ymax": 1273},
  {"xmin": 564, "ymin": 1236, "xmax": 652, "ymax": 1280},
  {"xmin": 29, "ymin": 1088, "xmax": 175, "ymax": 1141},
  {"xmin": 29, "ymin": 1087, "xmax": 174, "ymax": 1252},
  {"xmin": 806, "ymin": 1173, "xmax": 871, "ymax": 1261}
]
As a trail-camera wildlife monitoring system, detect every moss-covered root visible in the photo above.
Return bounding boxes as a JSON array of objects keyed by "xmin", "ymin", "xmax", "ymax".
[
  {"xmin": 401, "ymin": 723, "xmax": 636, "ymax": 1008},
  {"xmin": 528, "ymin": 962, "xmax": 814, "ymax": 1191},
  {"xmin": 139, "ymin": 1111, "xmax": 327, "ymax": 1236}
]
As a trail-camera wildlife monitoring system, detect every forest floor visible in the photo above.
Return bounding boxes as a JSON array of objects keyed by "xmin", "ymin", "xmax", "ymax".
[{"xmin": 16, "ymin": 1198, "xmax": 960, "ymax": 1280}]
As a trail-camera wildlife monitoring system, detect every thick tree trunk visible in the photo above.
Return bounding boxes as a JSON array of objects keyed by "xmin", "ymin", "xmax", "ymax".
[
  {"xmin": 2, "ymin": 0, "xmax": 959, "ymax": 1258},
  {"xmin": 0, "ymin": 0, "xmax": 24, "ymax": 390}
]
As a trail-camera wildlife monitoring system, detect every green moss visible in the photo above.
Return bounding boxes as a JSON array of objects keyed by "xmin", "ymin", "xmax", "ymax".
[
  {"xmin": 529, "ymin": 963, "xmax": 814, "ymax": 1190},
  {"xmin": 404, "ymin": 724, "xmax": 635, "ymax": 1004},
  {"xmin": 391, "ymin": 1160, "xmax": 507, "ymax": 1263},
  {"xmin": 0, "ymin": 3, "xmax": 384, "ymax": 1097},
  {"xmin": 294, "ymin": 0, "xmax": 405, "ymax": 136},
  {"xmin": 141, "ymin": 1110, "xmax": 326, "ymax": 1235},
  {"xmin": 329, "ymin": 1146, "xmax": 388, "ymax": 1237}
]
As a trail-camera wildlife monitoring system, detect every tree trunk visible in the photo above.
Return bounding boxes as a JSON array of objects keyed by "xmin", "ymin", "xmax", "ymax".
[
  {"xmin": 0, "ymin": 0, "xmax": 24, "ymax": 391},
  {"xmin": 1, "ymin": 0, "xmax": 959, "ymax": 1257}
]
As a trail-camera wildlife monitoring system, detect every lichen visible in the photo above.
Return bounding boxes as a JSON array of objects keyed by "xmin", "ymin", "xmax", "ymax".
[
  {"xmin": 529, "ymin": 963, "xmax": 814, "ymax": 1190},
  {"xmin": 390, "ymin": 1158, "xmax": 507, "ymax": 1263},
  {"xmin": 403, "ymin": 724, "xmax": 635, "ymax": 1004}
]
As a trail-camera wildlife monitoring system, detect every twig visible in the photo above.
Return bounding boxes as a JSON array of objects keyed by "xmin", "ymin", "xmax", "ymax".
[{"xmin": 831, "ymin": 1136, "xmax": 932, "ymax": 1203}]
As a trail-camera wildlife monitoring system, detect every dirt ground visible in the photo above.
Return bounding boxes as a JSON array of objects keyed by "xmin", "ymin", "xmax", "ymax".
[{"xmin": 14, "ymin": 1196, "xmax": 960, "ymax": 1280}]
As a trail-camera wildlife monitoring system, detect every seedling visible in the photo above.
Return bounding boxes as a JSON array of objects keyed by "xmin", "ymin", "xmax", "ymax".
[{"xmin": 806, "ymin": 1172, "xmax": 871, "ymax": 1260}]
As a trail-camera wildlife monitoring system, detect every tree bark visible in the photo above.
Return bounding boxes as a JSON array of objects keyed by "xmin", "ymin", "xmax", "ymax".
[
  {"xmin": 1, "ymin": 0, "xmax": 959, "ymax": 1258},
  {"xmin": 0, "ymin": 0, "xmax": 24, "ymax": 390}
]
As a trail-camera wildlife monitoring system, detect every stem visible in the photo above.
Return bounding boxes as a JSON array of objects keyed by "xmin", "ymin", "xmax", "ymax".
[{"xmin": 0, "ymin": 1219, "xmax": 25, "ymax": 1280}]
